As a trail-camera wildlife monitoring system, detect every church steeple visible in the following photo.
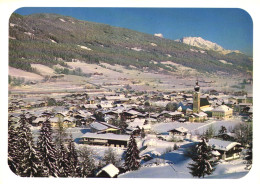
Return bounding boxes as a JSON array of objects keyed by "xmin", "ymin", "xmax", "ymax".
[
  {"xmin": 194, "ymin": 80, "xmax": 200, "ymax": 92},
  {"xmin": 193, "ymin": 80, "xmax": 200, "ymax": 113}
]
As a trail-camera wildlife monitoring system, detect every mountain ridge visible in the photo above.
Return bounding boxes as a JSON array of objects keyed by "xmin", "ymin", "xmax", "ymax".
[
  {"xmin": 9, "ymin": 13, "xmax": 252, "ymax": 77},
  {"xmin": 176, "ymin": 36, "xmax": 242, "ymax": 55}
]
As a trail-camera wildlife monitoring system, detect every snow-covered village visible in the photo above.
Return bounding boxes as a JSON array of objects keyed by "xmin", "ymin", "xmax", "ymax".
[
  {"xmin": 8, "ymin": 80, "xmax": 253, "ymax": 179},
  {"xmin": 5, "ymin": 8, "xmax": 255, "ymax": 181}
]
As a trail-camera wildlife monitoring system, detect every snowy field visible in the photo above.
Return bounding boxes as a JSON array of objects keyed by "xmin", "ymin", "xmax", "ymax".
[{"xmin": 152, "ymin": 118, "xmax": 244, "ymax": 135}]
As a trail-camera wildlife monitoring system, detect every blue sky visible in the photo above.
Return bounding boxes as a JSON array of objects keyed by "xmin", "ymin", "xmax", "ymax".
[{"xmin": 14, "ymin": 8, "xmax": 253, "ymax": 56}]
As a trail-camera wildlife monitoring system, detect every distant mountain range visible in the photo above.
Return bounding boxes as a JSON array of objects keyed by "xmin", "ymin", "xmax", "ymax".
[
  {"xmin": 175, "ymin": 37, "xmax": 242, "ymax": 55},
  {"xmin": 9, "ymin": 13, "xmax": 252, "ymax": 77}
]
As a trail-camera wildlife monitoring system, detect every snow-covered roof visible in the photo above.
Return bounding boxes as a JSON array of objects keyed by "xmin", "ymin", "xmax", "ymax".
[
  {"xmin": 211, "ymin": 150, "xmax": 221, "ymax": 156},
  {"xmin": 200, "ymin": 106, "xmax": 214, "ymax": 112},
  {"xmin": 208, "ymin": 138, "xmax": 241, "ymax": 151},
  {"xmin": 212, "ymin": 105, "xmax": 232, "ymax": 112},
  {"xmin": 126, "ymin": 109, "xmax": 140, "ymax": 115},
  {"xmin": 193, "ymin": 111, "xmax": 207, "ymax": 117},
  {"xmin": 81, "ymin": 133, "xmax": 130, "ymax": 141},
  {"xmin": 186, "ymin": 108, "xmax": 192, "ymax": 112},
  {"xmin": 96, "ymin": 163, "xmax": 119, "ymax": 177},
  {"xmin": 171, "ymin": 126, "xmax": 188, "ymax": 133},
  {"xmin": 169, "ymin": 111, "xmax": 182, "ymax": 116},
  {"xmin": 33, "ymin": 117, "xmax": 45, "ymax": 123},
  {"xmin": 90, "ymin": 122, "xmax": 108, "ymax": 131},
  {"xmin": 83, "ymin": 104, "xmax": 98, "ymax": 109}
]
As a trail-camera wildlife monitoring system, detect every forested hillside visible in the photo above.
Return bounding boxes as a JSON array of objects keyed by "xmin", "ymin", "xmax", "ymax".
[{"xmin": 9, "ymin": 13, "xmax": 253, "ymax": 76}]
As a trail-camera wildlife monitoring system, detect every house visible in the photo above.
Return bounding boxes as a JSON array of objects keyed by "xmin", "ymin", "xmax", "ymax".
[
  {"xmin": 212, "ymin": 105, "xmax": 233, "ymax": 119},
  {"xmin": 32, "ymin": 117, "xmax": 46, "ymax": 126},
  {"xmin": 80, "ymin": 133, "xmax": 130, "ymax": 147},
  {"xmin": 63, "ymin": 117, "xmax": 76, "ymax": 128},
  {"xmin": 96, "ymin": 163, "xmax": 120, "ymax": 178},
  {"xmin": 168, "ymin": 126, "xmax": 188, "ymax": 136},
  {"xmin": 121, "ymin": 109, "xmax": 141, "ymax": 120},
  {"xmin": 208, "ymin": 138, "xmax": 242, "ymax": 161},
  {"xmin": 189, "ymin": 111, "xmax": 208, "ymax": 122},
  {"xmin": 90, "ymin": 121, "xmax": 121, "ymax": 134},
  {"xmin": 127, "ymin": 118, "xmax": 151, "ymax": 133}
]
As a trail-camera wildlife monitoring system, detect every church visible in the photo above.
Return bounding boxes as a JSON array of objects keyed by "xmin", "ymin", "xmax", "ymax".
[{"xmin": 188, "ymin": 81, "xmax": 208, "ymax": 122}]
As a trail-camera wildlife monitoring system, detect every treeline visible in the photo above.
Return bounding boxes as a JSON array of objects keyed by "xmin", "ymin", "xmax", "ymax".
[{"xmin": 8, "ymin": 114, "xmax": 140, "ymax": 177}]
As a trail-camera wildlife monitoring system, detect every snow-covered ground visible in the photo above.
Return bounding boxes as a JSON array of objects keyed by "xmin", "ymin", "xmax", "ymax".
[
  {"xmin": 119, "ymin": 141, "xmax": 249, "ymax": 179},
  {"xmin": 29, "ymin": 117, "xmax": 250, "ymax": 179},
  {"xmin": 152, "ymin": 118, "xmax": 243, "ymax": 135}
]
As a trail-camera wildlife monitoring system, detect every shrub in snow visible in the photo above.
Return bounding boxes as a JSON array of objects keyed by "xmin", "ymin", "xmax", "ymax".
[{"xmin": 77, "ymin": 146, "xmax": 96, "ymax": 177}]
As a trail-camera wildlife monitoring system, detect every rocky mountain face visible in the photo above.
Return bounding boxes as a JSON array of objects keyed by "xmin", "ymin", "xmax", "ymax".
[
  {"xmin": 176, "ymin": 37, "xmax": 242, "ymax": 55},
  {"xmin": 9, "ymin": 13, "xmax": 252, "ymax": 77}
]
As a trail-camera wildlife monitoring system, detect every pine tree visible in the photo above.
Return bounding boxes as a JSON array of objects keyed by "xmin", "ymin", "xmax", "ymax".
[
  {"xmin": 19, "ymin": 142, "xmax": 44, "ymax": 177},
  {"xmin": 188, "ymin": 138, "xmax": 217, "ymax": 178},
  {"xmin": 124, "ymin": 134, "xmax": 140, "ymax": 171},
  {"xmin": 67, "ymin": 134, "xmax": 79, "ymax": 177},
  {"xmin": 58, "ymin": 143, "xmax": 70, "ymax": 177},
  {"xmin": 244, "ymin": 142, "xmax": 252, "ymax": 170},
  {"xmin": 8, "ymin": 124, "xmax": 19, "ymax": 174},
  {"xmin": 37, "ymin": 119, "xmax": 59, "ymax": 177},
  {"xmin": 16, "ymin": 114, "xmax": 44, "ymax": 177}
]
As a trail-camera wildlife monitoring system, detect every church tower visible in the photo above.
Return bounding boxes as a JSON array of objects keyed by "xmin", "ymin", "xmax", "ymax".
[{"xmin": 193, "ymin": 80, "xmax": 200, "ymax": 113}]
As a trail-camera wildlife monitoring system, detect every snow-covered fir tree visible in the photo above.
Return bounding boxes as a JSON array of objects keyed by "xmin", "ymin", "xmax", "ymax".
[
  {"xmin": 188, "ymin": 138, "xmax": 218, "ymax": 178},
  {"xmin": 244, "ymin": 142, "xmax": 252, "ymax": 170},
  {"xmin": 14, "ymin": 114, "xmax": 44, "ymax": 177},
  {"xmin": 124, "ymin": 134, "xmax": 140, "ymax": 171},
  {"xmin": 67, "ymin": 134, "xmax": 79, "ymax": 177},
  {"xmin": 77, "ymin": 147, "xmax": 96, "ymax": 177},
  {"xmin": 19, "ymin": 142, "xmax": 44, "ymax": 177},
  {"xmin": 58, "ymin": 143, "xmax": 70, "ymax": 177},
  {"xmin": 37, "ymin": 118, "xmax": 59, "ymax": 177},
  {"xmin": 8, "ymin": 123, "xmax": 19, "ymax": 174}
]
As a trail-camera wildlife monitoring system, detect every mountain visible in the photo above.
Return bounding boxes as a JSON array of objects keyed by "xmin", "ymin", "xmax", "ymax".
[
  {"xmin": 176, "ymin": 37, "xmax": 242, "ymax": 55},
  {"xmin": 9, "ymin": 13, "xmax": 252, "ymax": 77}
]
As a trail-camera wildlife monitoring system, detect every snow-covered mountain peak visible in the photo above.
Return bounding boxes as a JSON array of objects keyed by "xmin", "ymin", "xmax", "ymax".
[{"xmin": 176, "ymin": 36, "xmax": 241, "ymax": 55}]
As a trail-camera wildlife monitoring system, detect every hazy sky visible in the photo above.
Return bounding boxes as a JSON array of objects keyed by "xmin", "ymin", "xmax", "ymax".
[{"xmin": 14, "ymin": 8, "xmax": 253, "ymax": 56}]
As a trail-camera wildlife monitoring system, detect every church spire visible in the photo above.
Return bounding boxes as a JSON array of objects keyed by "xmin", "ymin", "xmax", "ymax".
[{"xmin": 194, "ymin": 80, "xmax": 200, "ymax": 92}]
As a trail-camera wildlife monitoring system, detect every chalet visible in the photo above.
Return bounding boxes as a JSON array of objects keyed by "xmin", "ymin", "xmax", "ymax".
[
  {"xmin": 90, "ymin": 121, "xmax": 121, "ymax": 134},
  {"xmin": 212, "ymin": 105, "xmax": 233, "ymax": 119},
  {"xmin": 208, "ymin": 138, "xmax": 242, "ymax": 161},
  {"xmin": 127, "ymin": 118, "xmax": 151, "ymax": 133},
  {"xmin": 99, "ymin": 101, "xmax": 114, "ymax": 109},
  {"xmin": 96, "ymin": 163, "xmax": 120, "ymax": 178},
  {"xmin": 168, "ymin": 126, "xmax": 188, "ymax": 136},
  {"xmin": 63, "ymin": 117, "xmax": 76, "ymax": 128},
  {"xmin": 189, "ymin": 112, "xmax": 208, "ymax": 122},
  {"xmin": 80, "ymin": 133, "xmax": 130, "ymax": 147},
  {"xmin": 159, "ymin": 111, "xmax": 183, "ymax": 121},
  {"xmin": 121, "ymin": 109, "xmax": 141, "ymax": 120},
  {"xmin": 32, "ymin": 117, "xmax": 45, "ymax": 126}
]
